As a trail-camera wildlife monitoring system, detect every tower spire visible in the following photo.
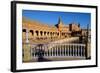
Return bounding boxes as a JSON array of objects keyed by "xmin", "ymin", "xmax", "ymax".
[
  {"xmin": 58, "ymin": 16, "xmax": 63, "ymax": 25},
  {"xmin": 58, "ymin": 17, "xmax": 64, "ymax": 28}
]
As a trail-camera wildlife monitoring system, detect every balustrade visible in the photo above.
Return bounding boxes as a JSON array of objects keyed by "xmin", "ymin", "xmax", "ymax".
[{"xmin": 31, "ymin": 43, "xmax": 86, "ymax": 58}]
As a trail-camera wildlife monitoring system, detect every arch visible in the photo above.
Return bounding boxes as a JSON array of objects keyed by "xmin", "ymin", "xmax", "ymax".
[
  {"xmin": 57, "ymin": 32, "xmax": 59, "ymax": 36},
  {"xmin": 50, "ymin": 32, "xmax": 52, "ymax": 36},
  {"xmin": 54, "ymin": 32, "xmax": 56, "ymax": 36},
  {"xmin": 30, "ymin": 30, "xmax": 33, "ymax": 35},
  {"xmin": 35, "ymin": 30, "xmax": 39, "ymax": 36},
  {"xmin": 47, "ymin": 32, "xmax": 49, "ymax": 35},
  {"xmin": 62, "ymin": 33, "xmax": 63, "ymax": 36},
  {"xmin": 44, "ymin": 31, "xmax": 46, "ymax": 35},
  {"xmin": 23, "ymin": 29, "xmax": 26, "ymax": 32}
]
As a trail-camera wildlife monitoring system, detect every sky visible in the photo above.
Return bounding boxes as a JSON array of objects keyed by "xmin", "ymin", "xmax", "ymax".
[{"xmin": 22, "ymin": 10, "xmax": 91, "ymax": 29}]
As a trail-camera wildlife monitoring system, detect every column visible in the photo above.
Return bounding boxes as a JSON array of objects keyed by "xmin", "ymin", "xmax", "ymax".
[
  {"xmin": 52, "ymin": 48, "xmax": 54, "ymax": 56},
  {"xmin": 81, "ymin": 45, "xmax": 83, "ymax": 56},
  {"xmin": 75, "ymin": 45, "xmax": 77, "ymax": 56},
  {"xmin": 60, "ymin": 45, "xmax": 62, "ymax": 56},
  {"xmin": 49, "ymin": 49, "xmax": 51, "ymax": 56},
  {"xmin": 32, "ymin": 48, "xmax": 34, "ymax": 58},
  {"xmin": 66, "ymin": 45, "xmax": 68, "ymax": 56},
  {"xmin": 34, "ymin": 47, "xmax": 37, "ymax": 57},
  {"xmin": 68, "ymin": 45, "xmax": 69, "ymax": 56},
  {"xmin": 23, "ymin": 29, "xmax": 31, "ymax": 62},
  {"xmin": 78, "ymin": 45, "xmax": 80, "ymax": 56},
  {"xmin": 83, "ymin": 45, "xmax": 85, "ymax": 57},
  {"xmin": 38, "ymin": 31, "xmax": 40, "ymax": 39},
  {"xmin": 69, "ymin": 45, "xmax": 71, "ymax": 56},
  {"xmin": 56, "ymin": 46, "xmax": 58, "ymax": 56},
  {"xmin": 71, "ymin": 45, "xmax": 72, "ymax": 56},
  {"xmin": 33, "ymin": 30, "xmax": 36, "ymax": 39},
  {"xmin": 26, "ymin": 29, "xmax": 29, "ymax": 43},
  {"xmin": 72, "ymin": 44, "xmax": 75, "ymax": 56},
  {"xmin": 54, "ymin": 47, "xmax": 56, "ymax": 56},
  {"xmin": 48, "ymin": 49, "xmax": 49, "ymax": 57},
  {"xmin": 61, "ymin": 45, "xmax": 63, "ymax": 56},
  {"xmin": 46, "ymin": 48, "xmax": 48, "ymax": 57},
  {"xmin": 77, "ymin": 46, "xmax": 78, "ymax": 56},
  {"xmin": 55, "ymin": 46, "xmax": 57, "ymax": 56},
  {"xmin": 64, "ymin": 45, "xmax": 66, "ymax": 56},
  {"xmin": 63, "ymin": 45, "xmax": 65, "ymax": 56},
  {"xmin": 60, "ymin": 46, "xmax": 61, "ymax": 56},
  {"xmin": 51, "ymin": 48, "xmax": 52, "ymax": 56},
  {"xmin": 45, "ymin": 32, "xmax": 47, "ymax": 39}
]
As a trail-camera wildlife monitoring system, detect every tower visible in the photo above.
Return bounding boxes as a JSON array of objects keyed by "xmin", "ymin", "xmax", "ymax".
[
  {"xmin": 58, "ymin": 17, "xmax": 63, "ymax": 27},
  {"xmin": 57, "ymin": 17, "xmax": 64, "ymax": 38},
  {"xmin": 57, "ymin": 17, "xmax": 64, "ymax": 31}
]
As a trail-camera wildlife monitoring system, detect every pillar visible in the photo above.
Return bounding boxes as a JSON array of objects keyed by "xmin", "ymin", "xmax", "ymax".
[
  {"xmin": 80, "ymin": 45, "xmax": 83, "ymax": 56},
  {"xmin": 34, "ymin": 30, "xmax": 37, "ymax": 39},
  {"xmin": 56, "ymin": 46, "xmax": 58, "ymax": 56},
  {"xmin": 75, "ymin": 45, "xmax": 77, "ymax": 56},
  {"xmin": 64, "ymin": 45, "xmax": 66, "ymax": 56},
  {"xmin": 72, "ymin": 45, "xmax": 74, "ymax": 56},
  {"xmin": 68, "ymin": 45, "xmax": 69, "ymax": 56},
  {"xmin": 23, "ymin": 29, "xmax": 31, "ymax": 62}
]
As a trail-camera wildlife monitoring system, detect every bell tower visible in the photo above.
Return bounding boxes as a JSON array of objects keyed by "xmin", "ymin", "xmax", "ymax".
[
  {"xmin": 57, "ymin": 17, "xmax": 64, "ymax": 31},
  {"xmin": 58, "ymin": 17, "xmax": 63, "ymax": 26}
]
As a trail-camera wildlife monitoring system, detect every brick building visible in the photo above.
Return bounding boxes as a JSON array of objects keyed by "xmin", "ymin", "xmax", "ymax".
[{"xmin": 22, "ymin": 17, "xmax": 81, "ymax": 44}]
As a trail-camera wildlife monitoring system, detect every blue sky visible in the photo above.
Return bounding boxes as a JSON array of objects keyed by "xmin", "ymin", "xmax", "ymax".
[{"xmin": 22, "ymin": 10, "xmax": 91, "ymax": 29}]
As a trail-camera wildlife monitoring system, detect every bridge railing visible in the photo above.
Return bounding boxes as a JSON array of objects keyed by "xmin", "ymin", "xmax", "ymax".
[{"xmin": 31, "ymin": 43, "xmax": 86, "ymax": 58}]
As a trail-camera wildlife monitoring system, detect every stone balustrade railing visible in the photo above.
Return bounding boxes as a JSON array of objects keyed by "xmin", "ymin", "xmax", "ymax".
[{"xmin": 31, "ymin": 43, "xmax": 86, "ymax": 58}]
